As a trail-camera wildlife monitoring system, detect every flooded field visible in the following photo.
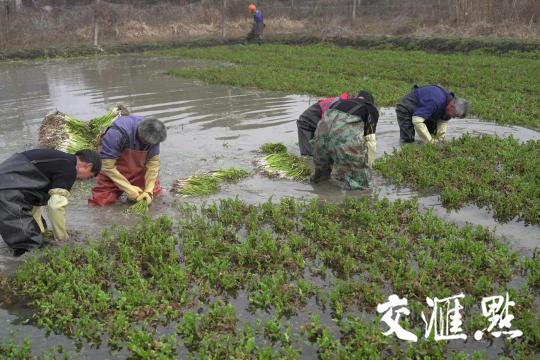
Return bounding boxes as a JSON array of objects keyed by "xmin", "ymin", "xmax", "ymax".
[{"xmin": 0, "ymin": 55, "xmax": 538, "ymax": 358}]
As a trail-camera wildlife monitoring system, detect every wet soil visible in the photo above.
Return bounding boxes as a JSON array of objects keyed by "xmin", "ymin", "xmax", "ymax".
[{"xmin": 0, "ymin": 55, "xmax": 538, "ymax": 358}]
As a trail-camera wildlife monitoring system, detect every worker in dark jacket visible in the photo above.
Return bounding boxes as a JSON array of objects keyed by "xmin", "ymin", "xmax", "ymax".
[
  {"xmin": 310, "ymin": 91, "xmax": 379, "ymax": 190},
  {"xmin": 89, "ymin": 115, "xmax": 167, "ymax": 207},
  {"xmin": 396, "ymin": 84, "xmax": 469, "ymax": 143},
  {"xmin": 247, "ymin": 3, "xmax": 264, "ymax": 44},
  {"xmin": 297, "ymin": 92, "xmax": 351, "ymax": 156},
  {"xmin": 0, "ymin": 149, "xmax": 101, "ymax": 256}
]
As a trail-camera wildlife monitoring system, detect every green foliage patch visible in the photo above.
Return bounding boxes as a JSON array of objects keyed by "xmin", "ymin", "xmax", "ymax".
[
  {"xmin": 2, "ymin": 197, "xmax": 538, "ymax": 358},
  {"xmin": 162, "ymin": 44, "xmax": 540, "ymax": 129},
  {"xmin": 375, "ymin": 134, "xmax": 540, "ymax": 225}
]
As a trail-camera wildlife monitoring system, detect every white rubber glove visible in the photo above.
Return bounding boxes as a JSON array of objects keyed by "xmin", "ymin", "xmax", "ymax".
[
  {"xmin": 31, "ymin": 206, "xmax": 46, "ymax": 233},
  {"xmin": 434, "ymin": 120, "xmax": 449, "ymax": 143},
  {"xmin": 412, "ymin": 116, "xmax": 433, "ymax": 144},
  {"xmin": 136, "ymin": 192, "xmax": 152, "ymax": 205},
  {"xmin": 364, "ymin": 134, "xmax": 377, "ymax": 168},
  {"xmin": 47, "ymin": 188, "xmax": 70, "ymax": 241},
  {"xmin": 144, "ymin": 155, "xmax": 160, "ymax": 196}
]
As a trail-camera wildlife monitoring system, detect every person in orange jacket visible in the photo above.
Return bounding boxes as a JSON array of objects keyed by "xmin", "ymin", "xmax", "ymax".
[{"xmin": 247, "ymin": 3, "xmax": 264, "ymax": 44}]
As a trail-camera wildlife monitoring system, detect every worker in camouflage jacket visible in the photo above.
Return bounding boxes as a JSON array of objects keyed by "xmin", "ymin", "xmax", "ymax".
[{"xmin": 310, "ymin": 91, "xmax": 379, "ymax": 190}]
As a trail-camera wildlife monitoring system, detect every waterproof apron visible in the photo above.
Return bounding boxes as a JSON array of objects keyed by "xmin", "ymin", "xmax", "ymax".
[
  {"xmin": 89, "ymin": 128, "xmax": 162, "ymax": 207},
  {"xmin": 0, "ymin": 154, "xmax": 52, "ymax": 250}
]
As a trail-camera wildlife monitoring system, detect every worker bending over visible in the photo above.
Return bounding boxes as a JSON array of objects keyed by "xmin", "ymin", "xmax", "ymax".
[
  {"xmin": 89, "ymin": 115, "xmax": 167, "ymax": 207},
  {"xmin": 310, "ymin": 90, "xmax": 379, "ymax": 190},
  {"xmin": 396, "ymin": 84, "xmax": 469, "ymax": 144},
  {"xmin": 297, "ymin": 92, "xmax": 352, "ymax": 156},
  {"xmin": 0, "ymin": 149, "xmax": 101, "ymax": 256}
]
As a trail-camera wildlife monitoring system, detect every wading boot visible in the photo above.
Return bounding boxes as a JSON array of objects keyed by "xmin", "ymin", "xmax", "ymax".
[{"xmin": 310, "ymin": 168, "xmax": 331, "ymax": 183}]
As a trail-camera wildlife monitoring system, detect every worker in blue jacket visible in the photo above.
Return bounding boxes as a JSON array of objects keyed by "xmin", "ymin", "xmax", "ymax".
[{"xmin": 396, "ymin": 85, "xmax": 469, "ymax": 144}]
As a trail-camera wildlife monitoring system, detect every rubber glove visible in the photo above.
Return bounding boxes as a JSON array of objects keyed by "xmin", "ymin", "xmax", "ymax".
[
  {"xmin": 47, "ymin": 188, "xmax": 70, "ymax": 241},
  {"xmin": 364, "ymin": 134, "xmax": 376, "ymax": 168},
  {"xmin": 412, "ymin": 116, "xmax": 433, "ymax": 144},
  {"xmin": 144, "ymin": 155, "xmax": 160, "ymax": 195},
  {"xmin": 136, "ymin": 192, "xmax": 152, "ymax": 205},
  {"xmin": 101, "ymin": 159, "xmax": 143, "ymax": 201},
  {"xmin": 31, "ymin": 206, "xmax": 45, "ymax": 233},
  {"xmin": 434, "ymin": 120, "xmax": 449, "ymax": 143}
]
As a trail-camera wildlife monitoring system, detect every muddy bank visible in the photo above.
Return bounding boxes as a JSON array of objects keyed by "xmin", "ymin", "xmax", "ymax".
[{"xmin": 1, "ymin": 35, "xmax": 539, "ymax": 62}]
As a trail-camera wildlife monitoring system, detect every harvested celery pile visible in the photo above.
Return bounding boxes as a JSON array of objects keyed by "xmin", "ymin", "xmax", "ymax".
[
  {"xmin": 257, "ymin": 143, "xmax": 311, "ymax": 181},
  {"xmin": 38, "ymin": 105, "xmax": 129, "ymax": 153},
  {"xmin": 172, "ymin": 168, "xmax": 249, "ymax": 197}
]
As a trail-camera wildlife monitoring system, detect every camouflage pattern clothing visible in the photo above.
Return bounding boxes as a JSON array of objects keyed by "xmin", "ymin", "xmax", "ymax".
[{"xmin": 310, "ymin": 108, "xmax": 370, "ymax": 190}]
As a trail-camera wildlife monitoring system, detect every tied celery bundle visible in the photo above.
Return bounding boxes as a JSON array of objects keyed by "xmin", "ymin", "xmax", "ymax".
[
  {"xmin": 260, "ymin": 142, "xmax": 287, "ymax": 155},
  {"xmin": 38, "ymin": 105, "xmax": 129, "ymax": 153},
  {"xmin": 257, "ymin": 143, "xmax": 311, "ymax": 181},
  {"xmin": 172, "ymin": 168, "xmax": 249, "ymax": 197},
  {"xmin": 126, "ymin": 199, "xmax": 149, "ymax": 215}
]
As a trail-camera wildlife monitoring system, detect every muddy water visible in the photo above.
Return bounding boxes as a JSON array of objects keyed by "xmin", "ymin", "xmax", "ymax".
[{"xmin": 0, "ymin": 55, "xmax": 539, "ymax": 357}]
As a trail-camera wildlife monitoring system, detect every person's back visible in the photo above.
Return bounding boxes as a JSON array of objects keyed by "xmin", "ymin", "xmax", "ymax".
[
  {"xmin": 100, "ymin": 116, "xmax": 159, "ymax": 160},
  {"xmin": 411, "ymin": 85, "xmax": 452, "ymax": 122},
  {"xmin": 311, "ymin": 91, "xmax": 379, "ymax": 189},
  {"xmin": 297, "ymin": 92, "xmax": 350, "ymax": 156},
  {"xmin": 0, "ymin": 148, "xmax": 100, "ymax": 255},
  {"xmin": 396, "ymin": 84, "xmax": 468, "ymax": 143},
  {"xmin": 247, "ymin": 4, "xmax": 264, "ymax": 44},
  {"xmin": 254, "ymin": 9, "xmax": 264, "ymax": 31}
]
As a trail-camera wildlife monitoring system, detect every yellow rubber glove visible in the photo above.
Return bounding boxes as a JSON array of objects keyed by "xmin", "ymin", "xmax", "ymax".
[
  {"xmin": 101, "ymin": 159, "xmax": 143, "ymax": 201},
  {"xmin": 434, "ymin": 120, "xmax": 449, "ymax": 143},
  {"xmin": 31, "ymin": 206, "xmax": 45, "ymax": 233},
  {"xmin": 136, "ymin": 192, "xmax": 152, "ymax": 205},
  {"xmin": 47, "ymin": 188, "xmax": 70, "ymax": 241},
  {"xmin": 364, "ymin": 134, "xmax": 377, "ymax": 168},
  {"xmin": 144, "ymin": 155, "xmax": 160, "ymax": 194},
  {"xmin": 412, "ymin": 116, "xmax": 433, "ymax": 144}
]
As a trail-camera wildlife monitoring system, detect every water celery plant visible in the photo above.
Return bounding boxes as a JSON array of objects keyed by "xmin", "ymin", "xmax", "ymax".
[
  {"xmin": 38, "ymin": 105, "xmax": 128, "ymax": 154},
  {"xmin": 257, "ymin": 143, "xmax": 311, "ymax": 181},
  {"xmin": 2, "ymin": 197, "xmax": 538, "ymax": 358},
  {"xmin": 162, "ymin": 44, "xmax": 540, "ymax": 129},
  {"xmin": 126, "ymin": 199, "xmax": 149, "ymax": 215},
  {"xmin": 172, "ymin": 168, "xmax": 249, "ymax": 196},
  {"xmin": 375, "ymin": 134, "xmax": 540, "ymax": 225}
]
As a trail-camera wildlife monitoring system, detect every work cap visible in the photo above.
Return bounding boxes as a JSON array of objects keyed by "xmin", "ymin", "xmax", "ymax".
[
  {"xmin": 454, "ymin": 97, "xmax": 469, "ymax": 118},
  {"xmin": 357, "ymin": 90, "xmax": 375, "ymax": 104},
  {"xmin": 138, "ymin": 117, "xmax": 167, "ymax": 145}
]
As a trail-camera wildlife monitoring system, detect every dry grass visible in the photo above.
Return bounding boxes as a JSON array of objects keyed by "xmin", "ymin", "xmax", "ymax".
[{"xmin": 0, "ymin": 1, "xmax": 538, "ymax": 49}]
